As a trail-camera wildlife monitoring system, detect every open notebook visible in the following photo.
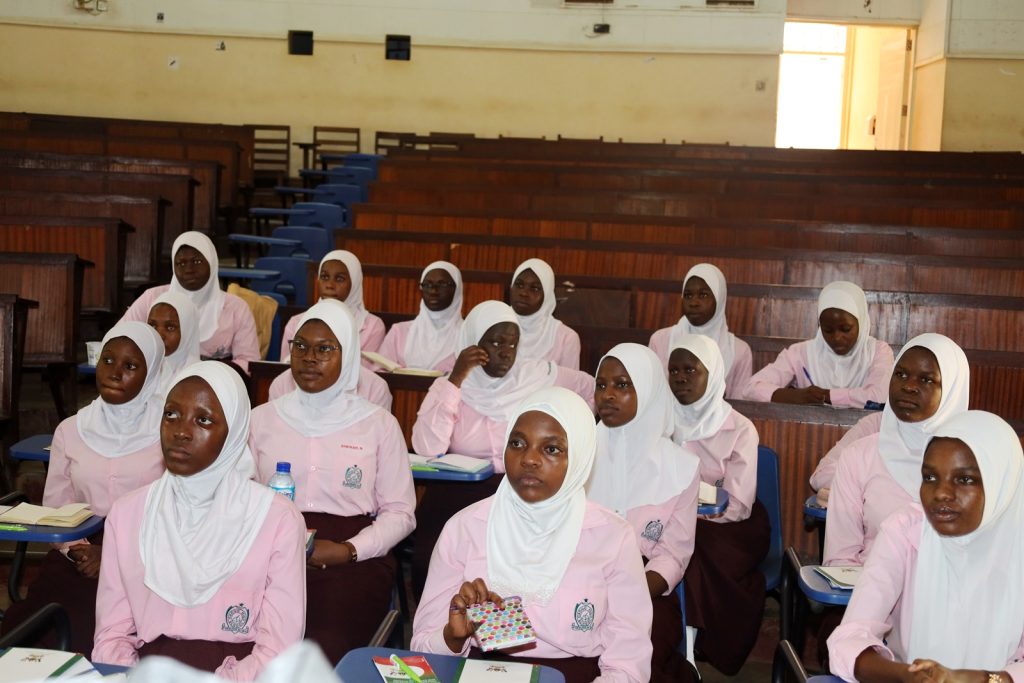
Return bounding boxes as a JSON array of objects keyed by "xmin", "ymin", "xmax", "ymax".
[
  {"xmin": 408, "ymin": 452, "xmax": 490, "ymax": 473},
  {"xmin": 361, "ymin": 351, "xmax": 444, "ymax": 377},
  {"xmin": 0, "ymin": 502, "xmax": 93, "ymax": 527},
  {"xmin": 813, "ymin": 565, "xmax": 862, "ymax": 590},
  {"xmin": 698, "ymin": 481, "xmax": 719, "ymax": 506},
  {"xmin": 0, "ymin": 648, "xmax": 95, "ymax": 681}
]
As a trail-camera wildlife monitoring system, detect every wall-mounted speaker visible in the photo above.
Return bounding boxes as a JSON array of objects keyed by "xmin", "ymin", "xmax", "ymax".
[
  {"xmin": 288, "ymin": 30, "xmax": 314, "ymax": 56},
  {"xmin": 386, "ymin": 34, "xmax": 411, "ymax": 61}
]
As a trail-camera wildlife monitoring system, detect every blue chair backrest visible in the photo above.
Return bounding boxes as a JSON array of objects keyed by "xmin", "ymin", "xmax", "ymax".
[
  {"xmin": 286, "ymin": 202, "xmax": 346, "ymax": 229},
  {"xmin": 757, "ymin": 445, "xmax": 784, "ymax": 592},
  {"xmin": 249, "ymin": 257, "xmax": 314, "ymax": 307},
  {"xmin": 324, "ymin": 166, "xmax": 374, "ymax": 187},
  {"xmin": 270, "ymin": 226, "xmax": 333, "ymax": 262},
  {"xmin": 261, "ymin": 291, "xmax": 288, "ymax": 361},
  {"xmin": 311, "ymin": 183, "xmax": 363, "ymax": 213},
  {"xmin": 341, "ymin": 153, "xmax": 381, "ymax": 177},
  {"xmin": 674, "ymin": 581, "xmax": 688, "ymax": 656}
]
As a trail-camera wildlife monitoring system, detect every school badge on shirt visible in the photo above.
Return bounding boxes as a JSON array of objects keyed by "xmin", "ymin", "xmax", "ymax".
[
  {"xmin": 571, "ymin": 598, "xmax": 595, "ymax": 632},
  {"xmin": 221, "ymin": 603, "xmax": 250, "ymax": 635},
  {"xmin": 343, "ymin": 465, "xmax": 362, "ymax": 489},
  {"xmin": 642, "ymin": 519, "xmax": 664, "ymax": 542}
]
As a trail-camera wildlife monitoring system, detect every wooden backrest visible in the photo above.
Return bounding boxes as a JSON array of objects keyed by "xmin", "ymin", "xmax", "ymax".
[
  {"xmin": 0, "ymin": 189, "xmax": 163, "ymax": 287},
  {"xmin": 248, "ymin": 124, "xmax": 291, "ymax": 182},
  {"xmin": 0, "ymin": 217, "xmax": 128, "ymax": 313},
  {"xmin": 0, "ymin": 253, "xmax": 87, "ymax": 364},
  {"xmin": 313, "ymin": 127, "xmax": 360, "ymax": 160},
  {"xmin": 0, "ymin": 293, "xmax": 36, "ymax": 423}
]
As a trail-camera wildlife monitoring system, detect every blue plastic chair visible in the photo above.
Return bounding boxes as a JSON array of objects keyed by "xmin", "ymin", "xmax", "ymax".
[
  {"xmin": 674, "ymin": 581, "xmax": 688, "ymax": 656},
  {"xmin": 300, "ymin": 165, "xmax": 374, "ymax": 187},
  {"xmin": 757, "ymin": 445, "xmax": 784, "ymax": 593},
  {"xmin": 261, "ymin": 291, "xmax": 287, "ymax": 361},
  {"xmin": 339, "ymin": 153, "xmax": 382, "ymax": 176},
  {"xmin": 268, "ymin": 227, "xmax": 333, "ymax": 262},
  {"xmin": 273, "ymin": 184, "xmax": 361, "ymax": 219},
  {"xmin": 248, "ymin": 257, "xmax": 314, "ymax": 307}
]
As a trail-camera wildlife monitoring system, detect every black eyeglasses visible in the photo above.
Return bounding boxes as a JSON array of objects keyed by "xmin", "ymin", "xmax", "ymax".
[{"xmin": 288, "ymin": 339, "xmax": 340, "ymax": 361}]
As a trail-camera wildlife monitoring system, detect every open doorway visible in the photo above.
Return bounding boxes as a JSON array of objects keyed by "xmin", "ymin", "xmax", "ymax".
[{"xmin": 776, "ymin": 22, "xmax": 915, "ymax": 150}]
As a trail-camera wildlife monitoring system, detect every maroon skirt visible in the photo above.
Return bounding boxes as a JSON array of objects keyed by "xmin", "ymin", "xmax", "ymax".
[
  {"xmin": 412, "ymin": 474, "xmax": 503, "ymax": 598},
  {"xmin": 302, "ymin": 512, "xmax": 396, "ymax": 666},
  {"xmin": 138, "ymin": 637, "xmax": 254, "ymax": 671},
  {"xmin": 683, "ymin": 500, "xmax": 770, "ymax": 675},
  {"xmin": 469, "ymin": 647, "xmax": 601, "ymax": 683},
  {"xmin": 648, "ymin": 584, "xmax": 699, "ymax": 683},
  {"xmin": 1, "ymin": 530, "xmax": 103, "ymax": 654}
]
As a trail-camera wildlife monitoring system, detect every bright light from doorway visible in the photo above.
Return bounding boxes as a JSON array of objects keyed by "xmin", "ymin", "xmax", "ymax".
[{"xmin": 775, "ymin": 23, "xmax": 848, "ymax": 149}]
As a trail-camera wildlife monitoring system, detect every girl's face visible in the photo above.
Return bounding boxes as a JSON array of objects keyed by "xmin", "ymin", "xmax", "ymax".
[
  {"xmin": 595, "ymin": 356, "xmax": 638, "ymax": 428},
  {"xmin": 667, "ymin": 348, "xmax": 709, "ymax": 406},
  {"xmin": 818, "ymin": 308, "xmax": 859, "ymax": 356},
  {"xmin": 889, "ymin": 346, "xmax": 942, "ymax": 423},
  {"xmin": 317, "ymin": 260, "xmax": 352, "ymax": 302},
  {"xmin": 161, "ymin": 376, "xmax": 229, "ymax": 477},
  {"xmin": 682, "ymin": 276, "xmax": 717, "ymax": 327},
  {"xmin": 96, "ymin": 337, "xmax": 148, "ymax": 405},
  {"xmin": 510, "ymin": 268, "xmax": 544, "ymax": 316},
  {"xmin": 290, "ymin": 319, "xmax": 342, "ymax": 394},
  {"xmin": 504, "ymin": 410, "xmax": 569, "ymax": 504},
  {"xmin": 478, "ymin": 322, "xmax": 519, "ymax": 378},
  {"xmin": 420, "ymin": 268, "xmax": 457, "ymax": 312},
  {"xmin": 920, "ymin": 437, "xmax": 985, "ymax": 537},
  {"xmin": 147, "ymin": 303, "xmax": 182, "ymax": 356},
  {"xmin": 173, "ymin": 245, "xmax": 210, "ymax": 292}
]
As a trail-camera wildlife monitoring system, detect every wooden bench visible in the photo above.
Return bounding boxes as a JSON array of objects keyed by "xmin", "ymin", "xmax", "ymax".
[
  {"xmin": 0, "ymin": 150, "xmax": 215, "ymax": 238},
  {"xmin": 353, "ymin": 204, "xmax": 1024, "ymax": 260},
  {"xmin": 0, "ymin": 189, "xmax": 164, "ymax": 290},
  {"xmin": 336, "ymin": 229, "xmax": 1024, "ymax": 298},
  {"xmin": 0, "ymin": 217, "xmax": 128, "ymax": 315},
  {"xmin": 0, "ymin": 293, "xmax": 37, "ymax": 488},
  {"xmin": 366, "ymin": 183, "xmax": 1024, "ymax": 230}
]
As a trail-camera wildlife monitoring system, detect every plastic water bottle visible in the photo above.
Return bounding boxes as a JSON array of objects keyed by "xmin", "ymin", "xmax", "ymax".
[{"xmin": 268, "ymin": 461, "xmax": 295, "ymax": 501}]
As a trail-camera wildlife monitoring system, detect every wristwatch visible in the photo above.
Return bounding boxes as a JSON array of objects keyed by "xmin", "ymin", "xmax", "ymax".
[
  {"xmin": 343, "ymin": 541, "xmax": 358, "ymax": 562},
  {"xmin": 987, "ymin": 672, "xmax": 1006, "ymax": 683}
]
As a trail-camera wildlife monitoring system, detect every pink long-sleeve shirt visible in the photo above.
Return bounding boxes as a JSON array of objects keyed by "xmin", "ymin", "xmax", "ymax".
[
  {"xmin": 649, "ymin": 328, "xmax": 753, "ymax": 400},
  {"xmin": 810, "ymin": 412, "xmax": 883, "ymax": 493},
  {"xmin": 410, "ymin": 368, "xmax": 597, "ymax": 473},
  {"xmin": 266, "ymin": 365, "xmax": 393, "ymax": 411},
  {"xmin": 524, "ymin": 323, "xmax": 582, "ymax": 371},
  {"xmin": 121, "ymin": 285, "xmax": 260, "ymax": 374},
  {"xmin": 93, "ymin": 487, "xmax": 307, "ymax": 681},
  {"xmin": 827, "ymin": 507, "xmax": 1024, "ymax": 682},
  {"xmin": 742, "ymin": 339, "xmax": 893, "ymax": 409},
  {"xmin": 411, "ymin": 498, "xmax": 653, "ymax": 683},
  {"xmin": 249, "ymin": 406, "xmax": 416, "ymax": 561},
  {"xmin": 677, "ymin": 409, "xmax": 759, "ymax": 524},
  {"xmin": 374, "ymin": 321, "xmax": 457, "ymax": 374},
  {"xmin": 823, "ymin": 433, "xmax": 913, "ymax": 567},
  {"xmin": 281, "ymin": 310, "xmax": 385, "ymax": 369},
  {"xmin": 627, "ymin": 474, "xmax": 699, "ymax": 594}
]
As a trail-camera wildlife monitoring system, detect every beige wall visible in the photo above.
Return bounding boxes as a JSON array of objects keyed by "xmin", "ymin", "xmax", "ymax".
[
  {"xmin": 845, "ymin": 27, "xmax": 885, "ymax": 150},
  {"xmin": 0, "ymin": 23, "xmax": 780, "ymax": 164},
  {"xmin": 909, "ymin": 58, "xmax": 946, "ymax": 150},
  {"xmin": 940, "ymin": 58, "xmax": 1024, "ymax": 151}
]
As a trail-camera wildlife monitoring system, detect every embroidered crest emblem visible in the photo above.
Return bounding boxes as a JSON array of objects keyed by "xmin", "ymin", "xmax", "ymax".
[
  {"xmin": 221, "ymin": 603, "xmax": 250, "ymax": 634},
  {"xmin": 571, "ymin": 598, "xmax": 595, "ymax": 632},
  {"xmin": 642, "ymin": 519, "xmax": 664, "ymax": 542},
  {"xmin": 343, "ymin": 465, "xmax": 362, "ymax": 489},
  {"xmin": 714, "ymin": 478, "xmax": 725, "ymax": 488}
]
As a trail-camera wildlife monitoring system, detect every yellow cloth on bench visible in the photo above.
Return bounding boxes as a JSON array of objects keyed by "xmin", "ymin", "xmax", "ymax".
[{"xmin": 226, "ymin": 283, "xmax": 279, "ymax": 359}]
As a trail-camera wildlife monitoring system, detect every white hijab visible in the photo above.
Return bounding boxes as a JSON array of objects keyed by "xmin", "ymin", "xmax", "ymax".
[
  {"xmin": 510, "ymin": 258, "xmax": 560, "ymax": 362},
  {"xmin": 669, "ymin": 264, "xmax": 736, "ymax": 373},
  {"xmin": 487, "ymin": 387, "xmax": 597, "ymax": 607},
  {"xmin": 907, "ymin": 411, "xmax": 1024, "ymax": 669},
  {"xmin": 168, "ymin": 232, "xmax": 225, "ymax": 343},
  {"xmin": 805, "ymin": 281, "xmax": 877, "ymax": 389},
  {"xmin": 150, "ymin": 291, "xmax": 201, "ymax": 401},
  {"xmin": 403, "ymin": 261, "xmax": 463, "ymax": 369},
  {"xmin": 272, "ymin": 299, "xmax": 379, "ymax": 437},
  {"xmin": 77, "ymin": 321, "xmax": 165, "ymax": 458},
  {"xmin": 588, "ymin": 344, "xmax": 700, "ymax": 517},
  {"xmin": 879, "ymin": 333, "xmax": 971, "ymax": 497},
  {"xmin": 458, "ymin": 301, "xmax": 559, "ymax": 422},
  {"xmin": 139, "ymin": 361, "xmax": 274, "ymax": 608},
  {"xmin": 320, "ymin": 250, "xmax": 368, "ymax": 330},
  {"xmin": 670, "ymin": 334, "xmax": 733, "ymax": 443}
]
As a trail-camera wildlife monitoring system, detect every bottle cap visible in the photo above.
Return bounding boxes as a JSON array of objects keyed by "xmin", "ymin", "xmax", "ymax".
[{"xmin": 276, "ymin": 461, "xmax": 291, "ymax": 473}]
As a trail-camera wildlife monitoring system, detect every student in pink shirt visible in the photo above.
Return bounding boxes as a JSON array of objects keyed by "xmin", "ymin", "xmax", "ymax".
[
  {"xmin": 510, "ymin": 258, "xmax": 581, "ymax": 370},
  {"xmin": 93, "ymin": 362, "xmax": 306, "ymax": 680},
  {"xmin": 668, "ymin": 334, "xmax": 769, "ymax": 675},
  {"xmin": 824, "ymin": 333, "xmax": 970, "ymax": 567},
  {"xmin": 649, "ymin": 264, "xmax": 752, "ymax": 399},
  {"xmin": 410, "ymin": 301, "xmax": 596, "ymax": 597},
  {"xmin": 1, "ymin": 322, "xmax": 166, "ymax": 653},
  {"xmin": 121, "ymin": 232, "xmax": 260, "ymax": 373},
  {"xmin": 809, "ymin": 411, "xmax": 884, "ymax": 506},
  {"xmin": 373, "ymin": 260, "xmax": 463, "ymax": 373},
  {"xmin": 146, "ymin": 291, "xmax": 201, "ymax": 402},
  {"xmin": 280, "ymin": 250, "xmax": 385, "ymax": 366},
  {"xmin": 413, "ymin": 387, "xmax": 653, "ymax": 683},
  {"xmin": 249, "ymin": 300, "xmax": 415, "ymax": 664},
  {"xmin": 743, "ymin": 281, "xmax": 893, "ymax": 408},
  {"xmin": 587, "ymin": 343, "xmax": 700, "ymax": 683},
  {"xmin": 828, "ymin": 411, "xmax": 1024, "ymax": 683}
]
